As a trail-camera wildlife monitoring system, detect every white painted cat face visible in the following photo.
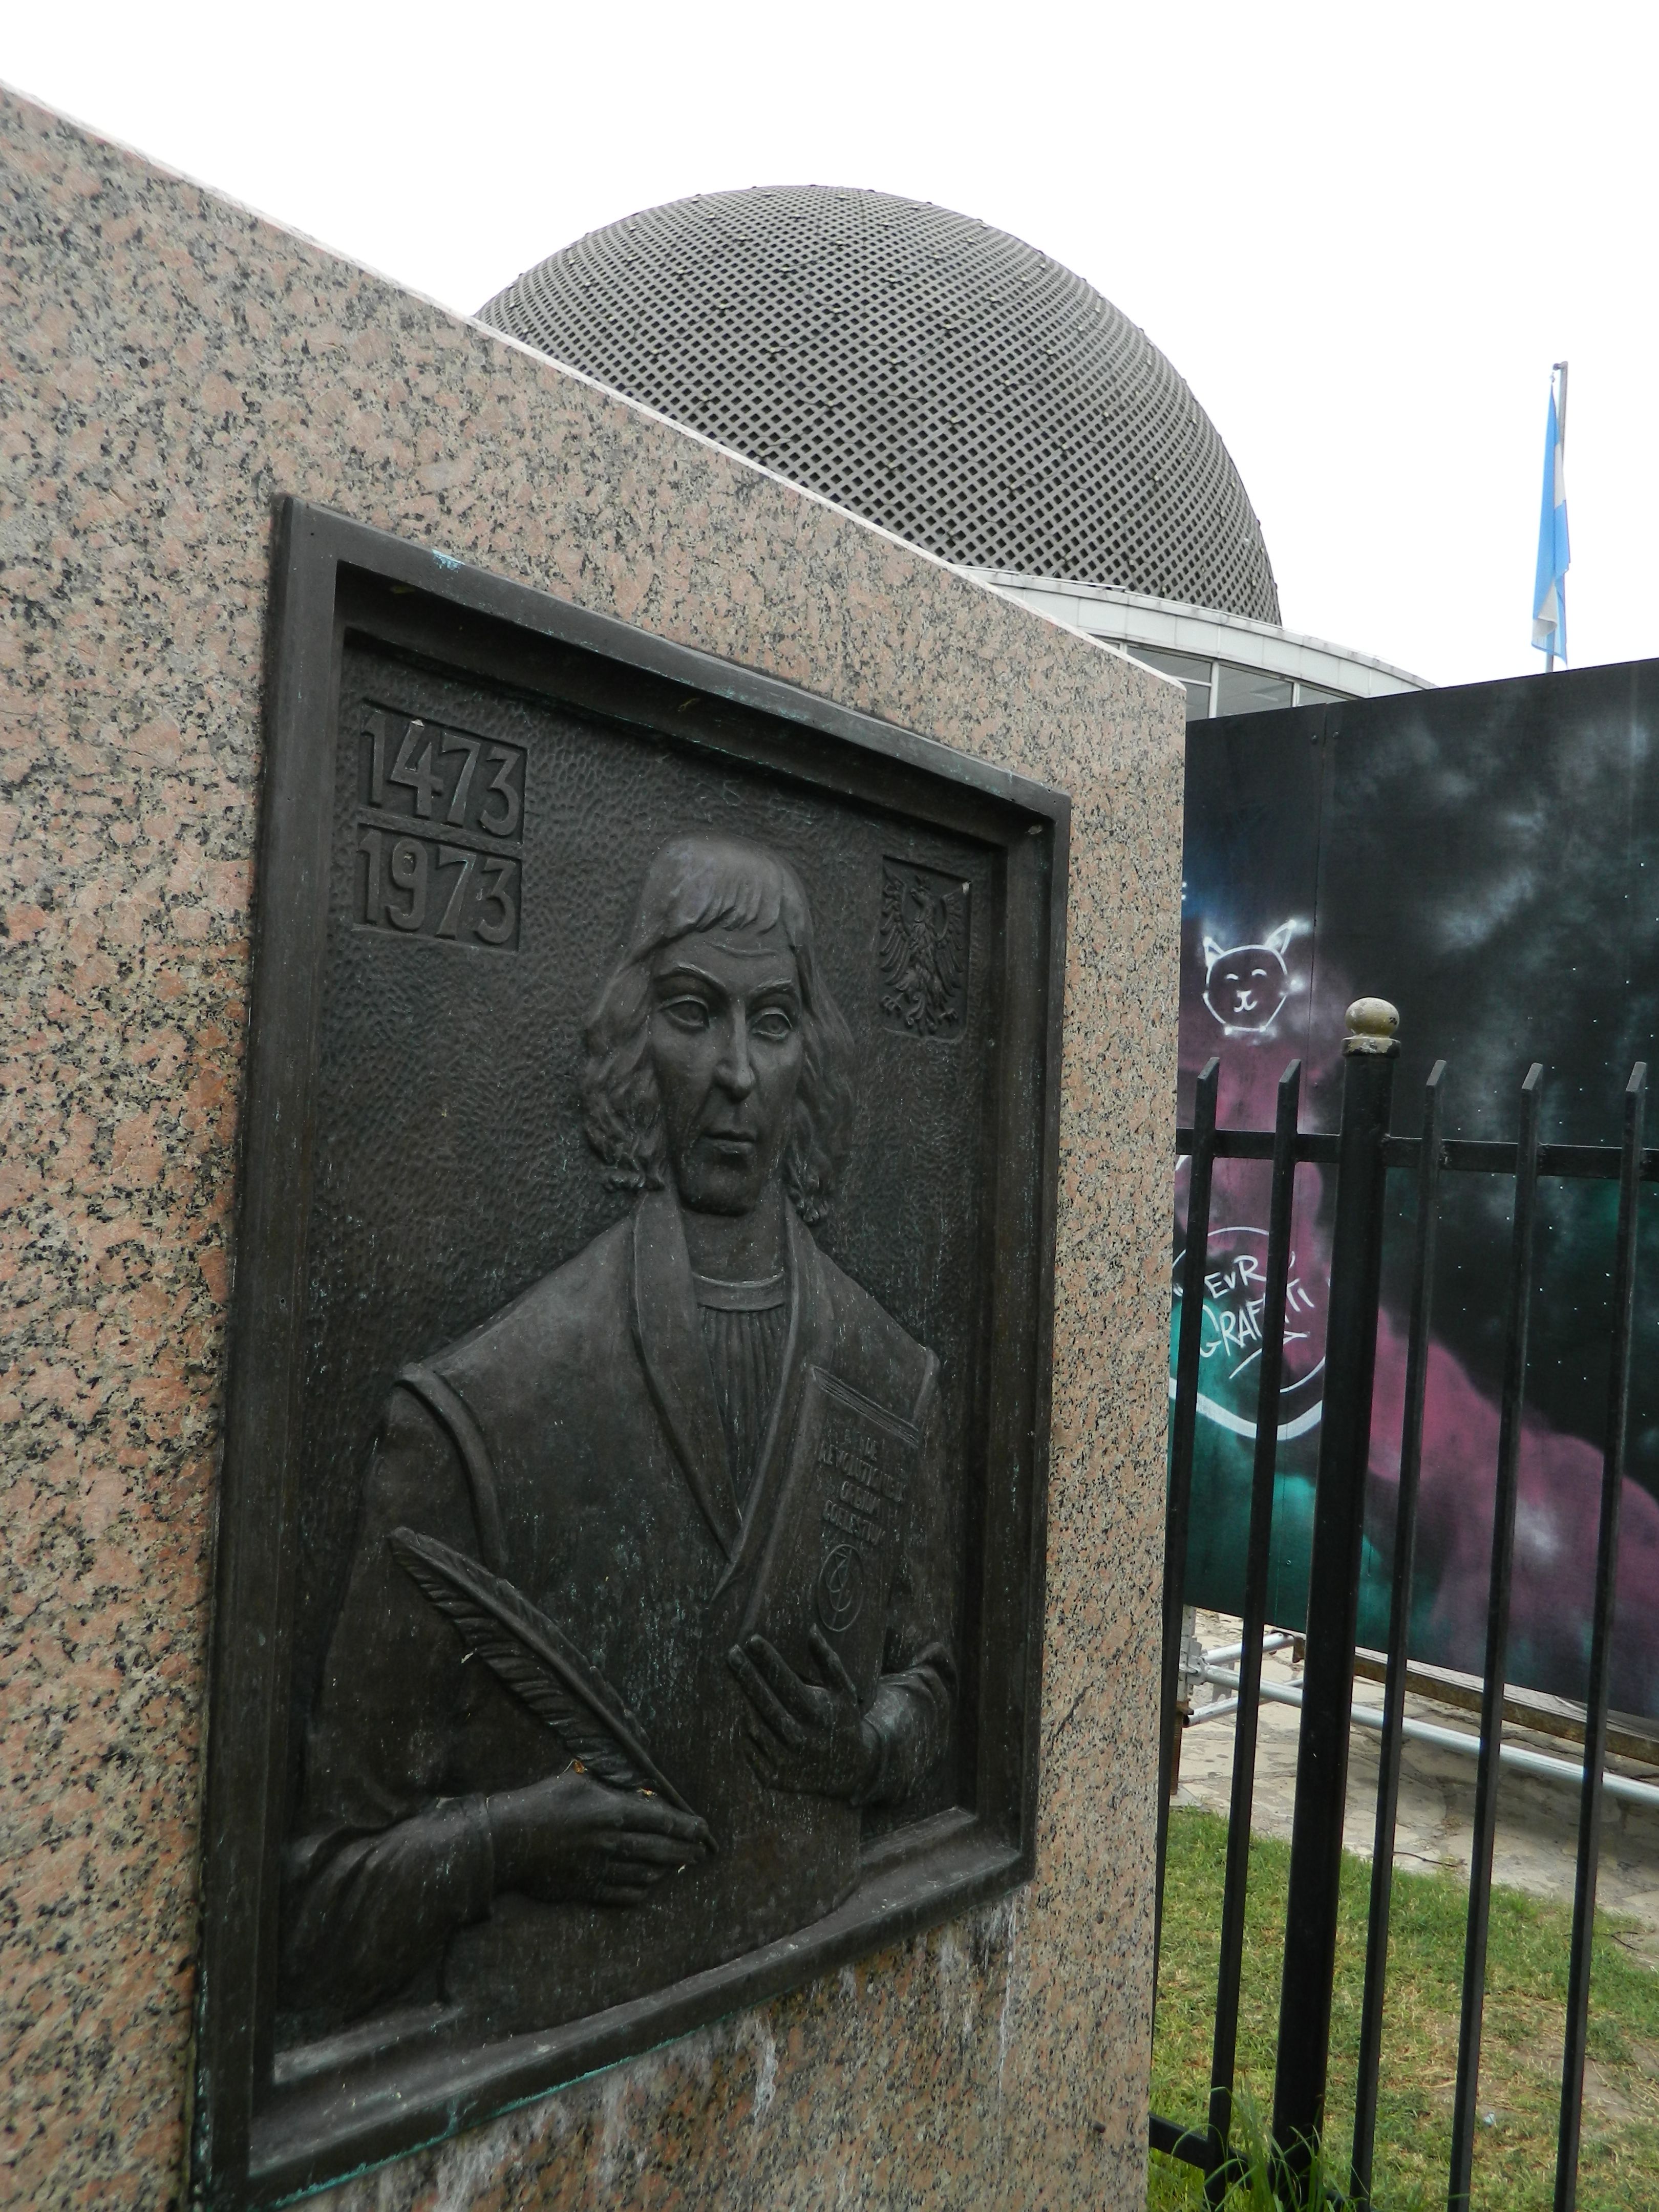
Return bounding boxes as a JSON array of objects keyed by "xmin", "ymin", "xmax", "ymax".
[{"xmin": 1203, "ymin": 922, "xmax": 1297, "ymax": 1034}]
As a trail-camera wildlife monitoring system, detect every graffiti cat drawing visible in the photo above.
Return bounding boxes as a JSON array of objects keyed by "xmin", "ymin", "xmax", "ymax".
[{"xmin": 1203, "ymin": 923, "xmax": 1298, "ymax": 1035}]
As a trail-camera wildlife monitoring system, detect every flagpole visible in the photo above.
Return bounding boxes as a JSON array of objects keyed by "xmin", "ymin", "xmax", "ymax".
[{"xmin": 1548, "ymin": 361, "xmax": 1568, "ymax": 673}]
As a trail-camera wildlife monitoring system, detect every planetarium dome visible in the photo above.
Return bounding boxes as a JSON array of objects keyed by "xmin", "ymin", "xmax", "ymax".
[{"xmin": 480, "ymin": 185, "xmax": 1281, "ymax": 623}]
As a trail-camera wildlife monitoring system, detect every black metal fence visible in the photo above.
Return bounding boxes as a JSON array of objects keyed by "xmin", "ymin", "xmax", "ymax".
[{"xmin": 1151, "ymin": 1000, "xmax": 1651, "ymax": 2210}]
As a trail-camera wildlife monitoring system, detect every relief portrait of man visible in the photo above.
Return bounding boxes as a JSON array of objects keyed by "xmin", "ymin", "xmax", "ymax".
[{"xmin": 284, "ymin": 833, "xmax": 957, "ymax": 2040}]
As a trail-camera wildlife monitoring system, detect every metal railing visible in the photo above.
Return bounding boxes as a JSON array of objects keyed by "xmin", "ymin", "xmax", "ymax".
[{"xmin": 1152, "ymin": 999, "xmax": 1651, "ymax": 2210}]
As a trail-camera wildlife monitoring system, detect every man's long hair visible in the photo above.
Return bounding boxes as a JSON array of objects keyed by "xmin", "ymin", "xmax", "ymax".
[{"xmin": 581, "ymin": 834, "xmax": 856, "ymax": 1226}]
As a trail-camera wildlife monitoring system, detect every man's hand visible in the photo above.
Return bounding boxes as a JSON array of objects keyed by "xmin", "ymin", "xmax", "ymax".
[
  {"xmin": 485, "ymin": 1769, "xmax": 714, "ymax": 1907},
  {"xmin": 728, "ymin": 1626, "xmax": 877, "ymax": 1801}
]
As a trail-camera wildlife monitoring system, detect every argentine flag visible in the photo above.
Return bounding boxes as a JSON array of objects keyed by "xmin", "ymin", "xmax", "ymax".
[{"xmin": 1532, "ymin": 368, "xmax": 1570, "ymax": 662}]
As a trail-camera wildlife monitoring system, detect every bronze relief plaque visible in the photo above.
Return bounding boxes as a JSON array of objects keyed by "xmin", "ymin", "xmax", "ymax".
[{"xmin": 194, "ymin": 503, "xmax": 1068, "ymax": 2206}]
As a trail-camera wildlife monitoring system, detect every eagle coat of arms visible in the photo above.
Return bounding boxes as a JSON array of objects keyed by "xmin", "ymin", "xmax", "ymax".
[{"xmin": 879, "ymin": 861, "xmax": 969, "ymax": 1038}]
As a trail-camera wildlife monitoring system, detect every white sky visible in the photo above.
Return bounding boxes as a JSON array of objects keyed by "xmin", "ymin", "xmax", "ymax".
[{"xmin": 8, "ymin": 2, "xmax": 1656, "ymax": 690}]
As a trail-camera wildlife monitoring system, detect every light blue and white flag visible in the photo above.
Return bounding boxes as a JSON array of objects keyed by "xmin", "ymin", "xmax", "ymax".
[{"xmin": 1532, "ymin": 367, "xmax": 1570, "ymax": 662}]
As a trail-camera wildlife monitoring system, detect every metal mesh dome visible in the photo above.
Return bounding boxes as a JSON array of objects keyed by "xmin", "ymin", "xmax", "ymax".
[{"xmin": 480, "ymin": 186, "xmax": 1280, "ymax": 623}]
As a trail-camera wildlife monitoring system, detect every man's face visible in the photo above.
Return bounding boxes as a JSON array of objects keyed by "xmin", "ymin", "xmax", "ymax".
[{"xmin": 648, "ymin": 923, "xmax": 805, "ymax": 1217}]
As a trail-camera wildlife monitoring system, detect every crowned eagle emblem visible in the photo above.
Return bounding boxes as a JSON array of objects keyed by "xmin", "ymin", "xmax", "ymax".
[{"xmin": 879, "ymin": 864, "xmax": 968, "ymax": 1037}]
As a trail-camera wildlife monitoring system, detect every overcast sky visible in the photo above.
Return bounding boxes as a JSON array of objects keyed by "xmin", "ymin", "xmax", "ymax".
[{"xmin": 8, "ymin": 2, "xmax": 1655, "ymax": 690}]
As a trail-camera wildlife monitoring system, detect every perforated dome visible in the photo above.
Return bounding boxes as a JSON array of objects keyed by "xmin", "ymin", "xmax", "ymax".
[{"xmin": 480, "ymin": 186, "xmax": 1280, "ymax": 622}]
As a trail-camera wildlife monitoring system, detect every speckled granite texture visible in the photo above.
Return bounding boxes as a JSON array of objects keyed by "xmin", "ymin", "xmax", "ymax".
[{"xmin": 0, "ymin": 84, "xmax": 1183, "ymax": 2212}]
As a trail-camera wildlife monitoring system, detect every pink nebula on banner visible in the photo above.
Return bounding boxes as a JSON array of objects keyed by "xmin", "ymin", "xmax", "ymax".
[
  {"xmin": 1366, "ymin": 1311, "xmax": 1659, "ymax": 1717},
  {"xmin": 1177, "ymin": 980, "xmax": 1659, "ymax": 1718}
]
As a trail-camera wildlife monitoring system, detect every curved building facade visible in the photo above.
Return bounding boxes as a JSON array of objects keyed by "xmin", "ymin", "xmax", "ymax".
[
  {"xmin": 975, "ymin": 572, "xmax": 1426, "ymax": 719},
  {"xmin": 482, "ymin": 186, "xmax": 1426, "ymax": 716}
]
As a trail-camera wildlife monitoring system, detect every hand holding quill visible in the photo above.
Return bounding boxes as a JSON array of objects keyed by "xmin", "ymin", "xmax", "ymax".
[{"xmin": 391, "ymin": 1527, "xmax": 712, "ymax": 1904}]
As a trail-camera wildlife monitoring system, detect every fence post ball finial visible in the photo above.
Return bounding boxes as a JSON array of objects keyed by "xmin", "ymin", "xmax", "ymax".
[{"xmin": 1344, "ymin": 997, "xmax": 1401, "ymax": 1056}]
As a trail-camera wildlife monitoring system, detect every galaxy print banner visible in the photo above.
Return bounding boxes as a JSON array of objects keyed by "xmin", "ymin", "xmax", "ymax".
[{"xmin": 1177, "ymin": 656, "xmax": 1659, "ymax": 1721}]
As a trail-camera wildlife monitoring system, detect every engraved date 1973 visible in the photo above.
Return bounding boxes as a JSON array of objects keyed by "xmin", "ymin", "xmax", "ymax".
[{"xmin": 355, "ymin": 708, "xmax": 524, "ymax": 951}]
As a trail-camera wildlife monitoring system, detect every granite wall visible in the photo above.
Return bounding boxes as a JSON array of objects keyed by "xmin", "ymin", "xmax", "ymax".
[{"xmin": 0, "ymin": 84, "xmax": 1183, "ymax": 2211}]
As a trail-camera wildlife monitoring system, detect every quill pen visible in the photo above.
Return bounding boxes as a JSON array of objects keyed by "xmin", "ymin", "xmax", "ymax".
[{"xmin": 388, "ymin": 1525, "xmax": 696, "ymax": 1816}]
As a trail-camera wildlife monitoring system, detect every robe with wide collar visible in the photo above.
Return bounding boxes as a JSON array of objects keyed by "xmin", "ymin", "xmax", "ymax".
[{"xmin": 287, "ymin": 1186, "xmax": 949, "ymax": 2045}]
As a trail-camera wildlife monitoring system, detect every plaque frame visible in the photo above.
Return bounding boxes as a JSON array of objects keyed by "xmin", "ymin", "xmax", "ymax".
[{"xmin": 193, "ymin": 499, "xmax": 1069, "ymax": 2206}]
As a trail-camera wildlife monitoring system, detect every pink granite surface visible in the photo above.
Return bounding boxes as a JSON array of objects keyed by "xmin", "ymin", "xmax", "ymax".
[{"xmin": 0, "ymin": 83, "xmax": 1183, "ymax": 2211}]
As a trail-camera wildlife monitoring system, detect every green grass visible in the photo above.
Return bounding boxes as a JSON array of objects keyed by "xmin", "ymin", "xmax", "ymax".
[
  {"xmin": 1148, "ymin": 1809, "xmax": 1659, "ymax": 2210},
  {"xmin": 1148, "ymin": 2085, "xmax": 1406, "ymax": 2212}
]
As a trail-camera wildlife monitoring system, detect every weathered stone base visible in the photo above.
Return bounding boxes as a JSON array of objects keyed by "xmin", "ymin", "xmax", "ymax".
[{"xmin": 0, "ymin": 81, "xmax": 1181, "ymax": 2210}]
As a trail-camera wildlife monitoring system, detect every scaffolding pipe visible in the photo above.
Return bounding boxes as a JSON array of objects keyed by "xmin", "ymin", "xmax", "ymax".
[
  {"xmin": 1192, "ymin": 1661, "xmax": 1659, "ymax": 1813},
  {"xmin": 1200, "ymin": 1630, "xmax": 1295, "ymax": 1671}
]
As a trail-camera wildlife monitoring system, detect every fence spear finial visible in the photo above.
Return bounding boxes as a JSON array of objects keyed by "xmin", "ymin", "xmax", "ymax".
[{"xmin": 1344, "ymin": 997, "xmax": 1400, "ymax": 1056}]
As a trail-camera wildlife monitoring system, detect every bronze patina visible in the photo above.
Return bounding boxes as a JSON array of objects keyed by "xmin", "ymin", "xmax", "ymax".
[{"xmin": 194, "ymin": 502, "xmax": 1068, "ymax": 2206}]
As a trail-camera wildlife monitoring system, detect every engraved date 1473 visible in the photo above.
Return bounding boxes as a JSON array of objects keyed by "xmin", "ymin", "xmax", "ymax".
[{"xmin": 356, "ymin": 709, "xmax": 523, "ymax": 951}]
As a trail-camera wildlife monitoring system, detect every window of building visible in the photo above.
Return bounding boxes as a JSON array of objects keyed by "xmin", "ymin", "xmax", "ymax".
[
  {"xmin": 1215, "ymin": 665, "xmax": 1295, "ymax": 717},
  {"xmin": 1131, "ymin": 646, "xmax": 1213, "ymax": 720},
  {"xmin": 1112, "ymin": 641, "xmax": 1357, "ymax": 721}
]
